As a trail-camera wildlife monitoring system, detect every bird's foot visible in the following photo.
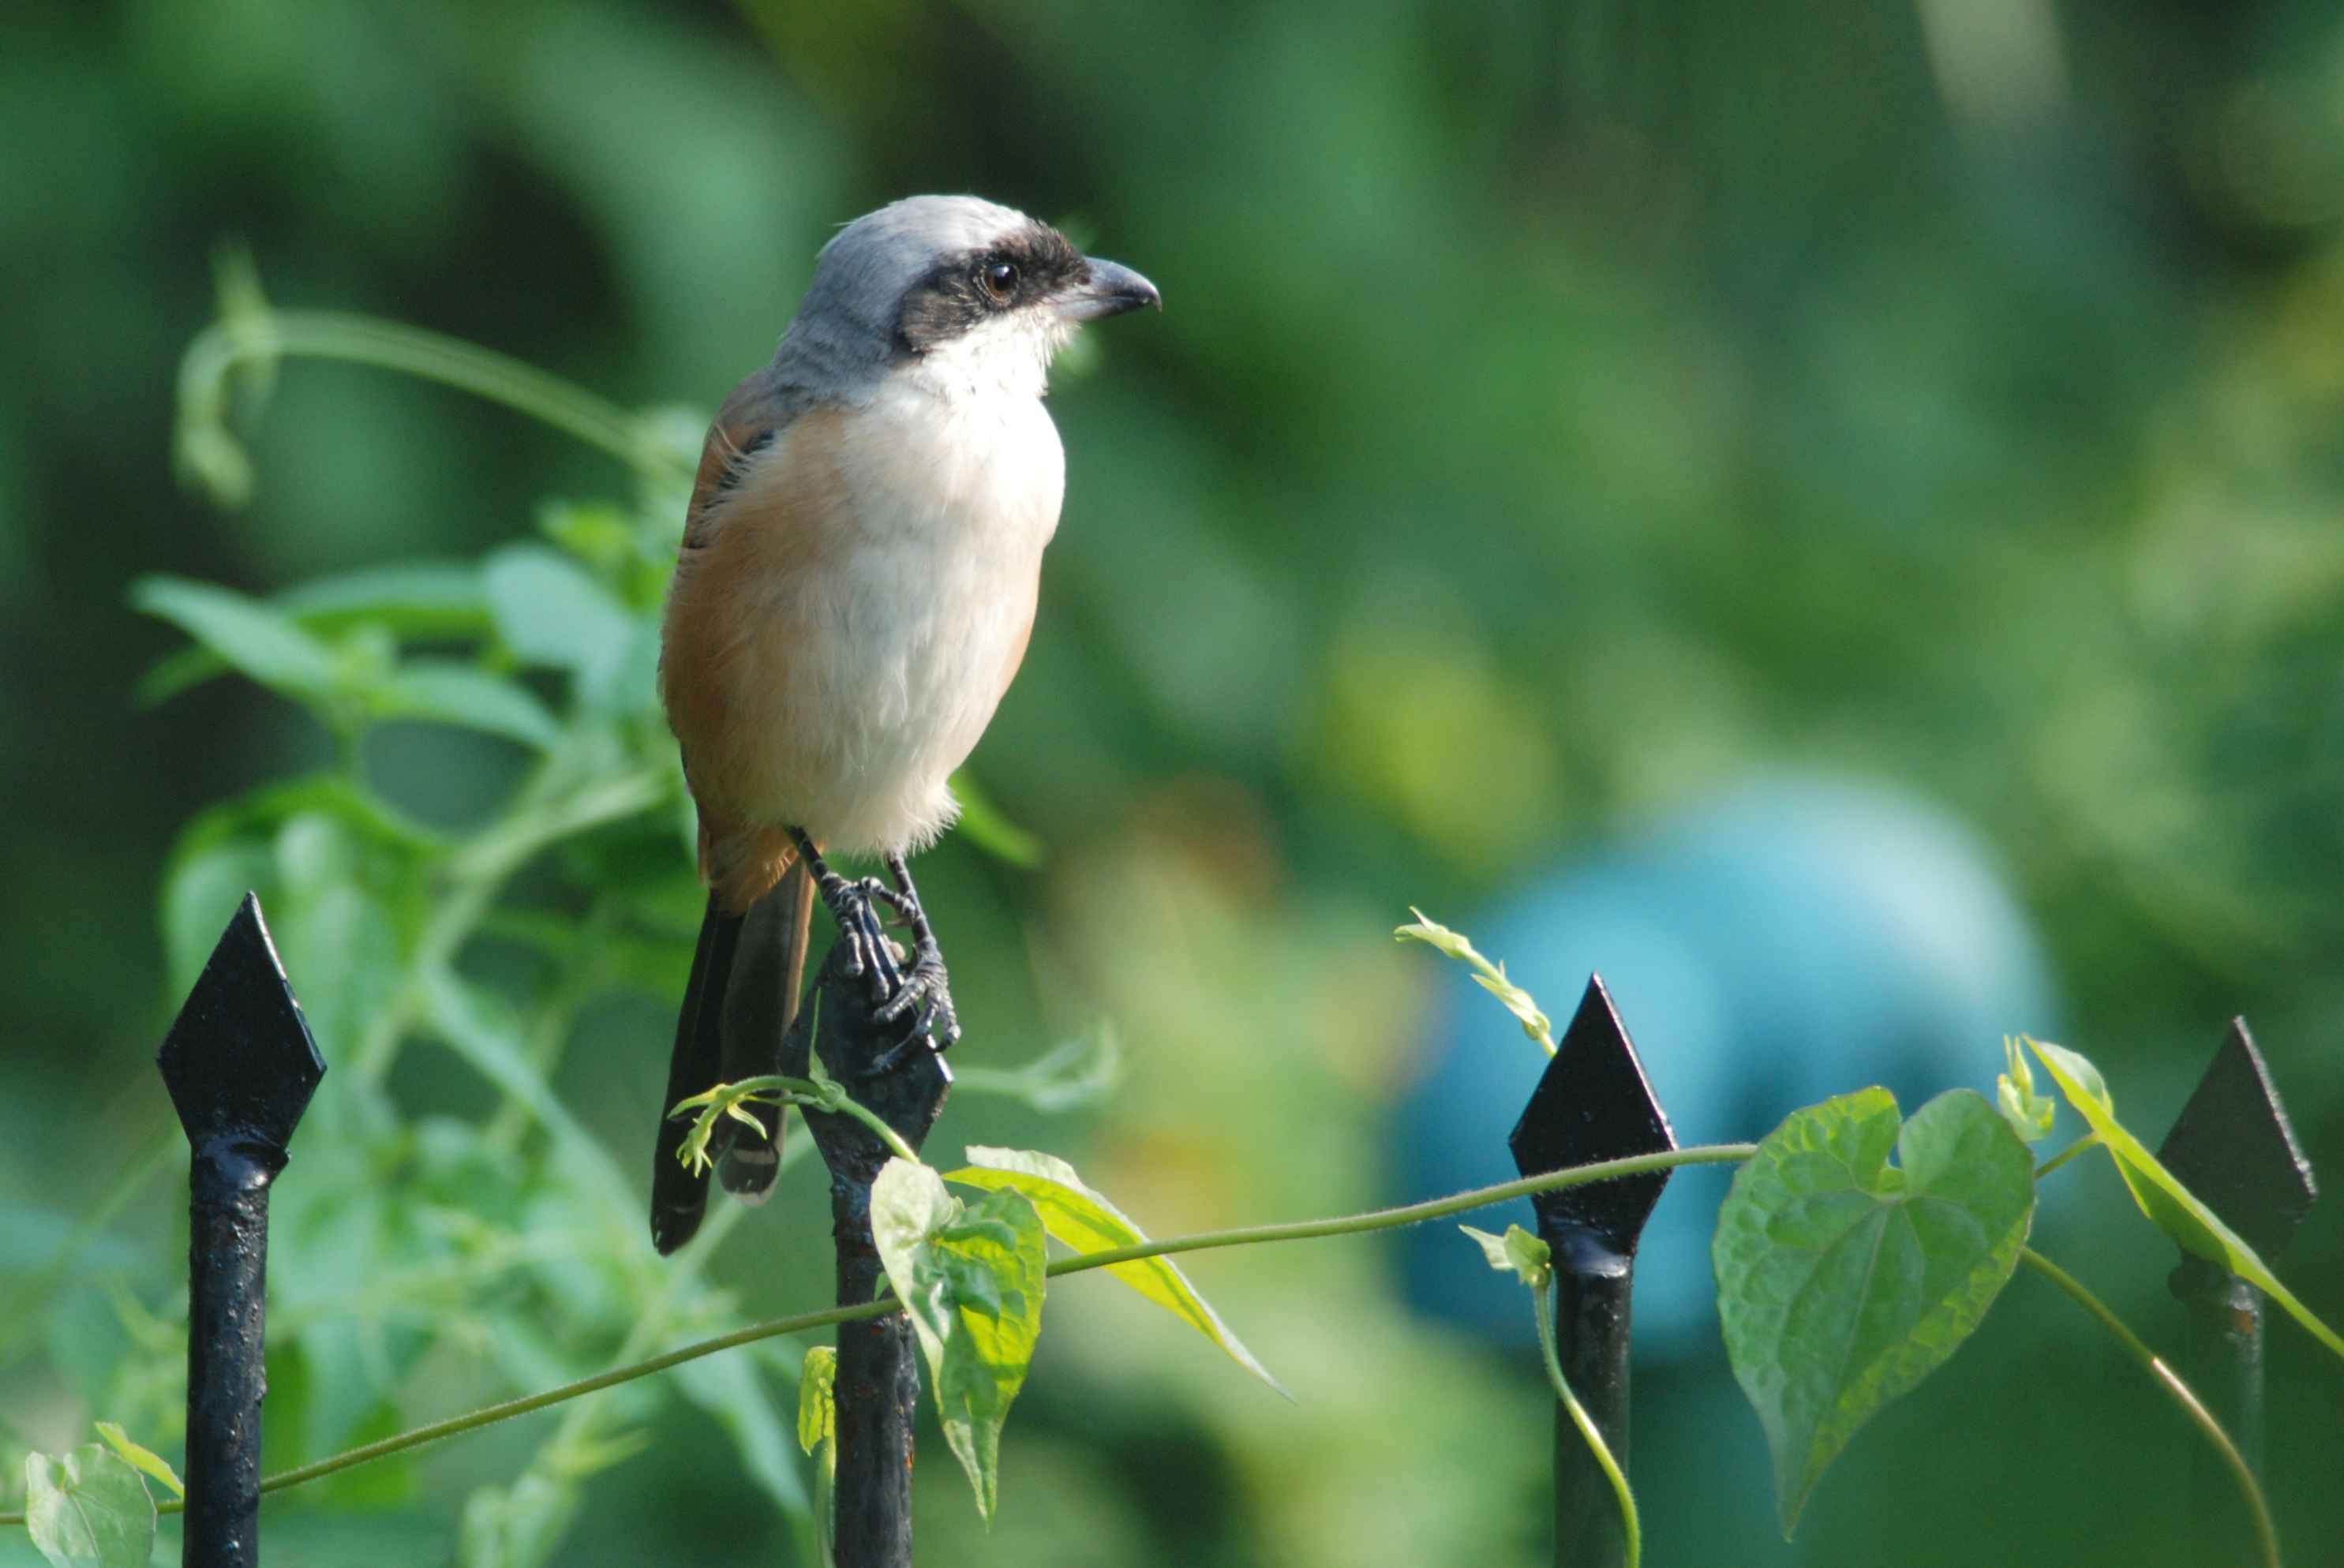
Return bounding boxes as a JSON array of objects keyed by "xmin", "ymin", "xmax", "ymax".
[
  {"xmin": 788, "ymin": 832, "xmax": 957, "ymax": 1064},
  {"xmin": 827, "ymin": 875, "xmax": 907, "ymax": 993},
  {"xmin": 869, "ymin": 850, "xmax": 960, "ymax": 1068},
  {"xmin": 788, "ymin": 830, "xmax": 904, "ymax": 994},
  {"xmin": 871, "ymin": 934, "xmax": 960, "ymax": 1070}
]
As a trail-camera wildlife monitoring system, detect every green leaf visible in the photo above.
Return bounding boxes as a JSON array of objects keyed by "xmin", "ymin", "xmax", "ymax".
[
  {"xmin": 133, "ymin": 646, "xmax": 235, "ymax": 709},
  {"xmin": 1459, "ymin": 1223, "xmax": 1552, "ymax": 1289},
  {"xmin": 796, "ymin": 1345, "xmax": 837, "ymax": 1456},
  {"xmin": 271, "ymin": 877, "xmax": 403, "ymax": 1062},
  {"xmin": 1996, "ymin": 1035, "xmax": 2058, "ymax": 1145},
  {"xmin": 537, "ymin": 500, "xmax": 640, "ymax": 575},
  {"xmin": 870, "ymin": 1159, "xmax": 1047, "ymax": 1521},
  {"xmin": 276, "ymin": 560, "xmax": 491, "ymax": 636},
  {"xmin": 131, "ymin": 576, "xmax": 341, "ymax": 702},
  {"xmin": 1713, "ymin": 1088, "xmax": 2035, "ymax": 1537},
  {"xmin": 483, "ymin": 544, "xmax": 635, "ymax": 675},
  {"xmin": 137, "ymin": 564, "xmax": 498, "ymax": 705},
  {"xmin": 1392, "ymin": 908, "xmax": 1476, "ymax": 961},
  {"xmin": 2027, "ymin": 1038, "xmax": 2344, "ymax": 1360},
  {"xmin": 24, "ymin": 1445, "xmax": 156, "ymax": 1568},
  {"xmin": 1394, "ymin": 907, "xmax": 1555, "ymax": 1054},
  {"xmin": 797, "ymin": 1344, "xmax": 840, "ymax": 1568},
  {"xmin": 171, "ymin": 773, "xmax": 448, "ymax": 863},
  {"xmin": 92, "ymin": 1424, "xmax": 181, "ymax": 1499},
  {"xmin": 945, "ymin": 1147, "xmax": 1282, "ymax": 1395},
  {"xmin": 373, "ymin": 661, "xmax": 560, "ymax": 748}
]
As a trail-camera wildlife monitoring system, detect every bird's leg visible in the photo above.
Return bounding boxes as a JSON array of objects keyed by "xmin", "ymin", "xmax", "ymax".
[
  {"xmin": 786, "ymin": 828, "xmax": 904, "ymax": 994},
  {"xmin": 869, "ymin": 849, "xmax": 960, "ymax": 1065}
]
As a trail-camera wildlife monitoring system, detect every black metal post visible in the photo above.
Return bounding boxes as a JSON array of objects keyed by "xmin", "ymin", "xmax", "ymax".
[
  {"xmin": 1508, "ymin": 975, "xmax": 1676, "ymax": 1568},
  {"xmin": 155, "ymin": 894, "xmax": 325, "ymax": 1568},
  {"xmin": 788, "ymin": 939, "xmax": 953, "ymax": 1568},
  {"xmin": 2155, "ymin": 1018, "xmax": 2316, "ymax": 1568}
]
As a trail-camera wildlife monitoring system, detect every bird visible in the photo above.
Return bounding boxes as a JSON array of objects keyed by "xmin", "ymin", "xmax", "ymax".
[{"xmin": 648, "ymin": 195, "xmax": 1159, "ymax": 1254}]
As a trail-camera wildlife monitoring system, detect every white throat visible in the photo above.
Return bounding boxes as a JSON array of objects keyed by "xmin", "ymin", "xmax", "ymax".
[{"xmin": 901, "ymin": 311, "xmax": 1072, "ymax": 404}]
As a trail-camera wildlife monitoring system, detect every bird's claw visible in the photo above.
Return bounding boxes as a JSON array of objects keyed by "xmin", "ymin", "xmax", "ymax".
[
  {"xmin": 871, "ymin": 935, "xmax": 960, "ymax": 1069},
  {"xmin": 798, "ymin": 836, "xmax": 958, "ymax": 1069},
  {"xmin": 822, "ymin": 878, "xmax": 904, "ymax": 992}
]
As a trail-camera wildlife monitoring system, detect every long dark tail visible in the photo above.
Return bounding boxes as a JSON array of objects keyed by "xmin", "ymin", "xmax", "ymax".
[
  {"xmin": 716, "ymin": 859, "xmax": 815, "ymax": 1200},
  {"xmin": 648, "ymin": 861, "xmax": 814, "ymax": 1255},
  {"xmin": 650, "ymin": 895, "xmax": 741, "ymax": 1254}
]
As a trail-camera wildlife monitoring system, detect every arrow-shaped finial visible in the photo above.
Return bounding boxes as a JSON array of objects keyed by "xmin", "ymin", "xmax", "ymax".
[
  {"xmin": 157, "ymin": 893, "xmax": 326, "ymax": 1151},
  {"xmin": 2157, "ymin": 1017, "xmax": 2316, "ymax": 1264},
  {"xmin": 1509, "ymin": 974, "xmax": 1678, "ymax": 1256}
]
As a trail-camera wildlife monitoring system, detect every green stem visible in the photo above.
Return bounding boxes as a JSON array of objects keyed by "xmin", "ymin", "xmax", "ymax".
[
  {"xmin": 0, "ymin": 1143, "xmax": 1759, "ymax": 1526},
  {"xmin": 672, "ymin": 1061, "xmax": 927, "ymax": 1170},
  {"xmin": 178, "ymin": 310, "xmax": 684, "ymax": 483},
  {"xmin": 447, "ymin": 766, "xmax": 672, "ymax": 886},
  {"xmin": 122, "ymin": 1296, "xmax": 889, "ymax": 1520},
  {"xmin": 2020, "ymin": 1248, "xmax": 2281, "ymax": 1568},
  {"xmin": 814, "ymin": 1441, "xmax": 837, "ymax": 1568},
  {"xmin": 1533, "ymin": 1278, "xmax": 1641, "ymax": 1568},
  {"xmin": 537, "ymin": 1194, "xmax": 752, "ymax": 1472},
  {"xmin": 812, "ymin": 1091, "xmax": 921, "ymax": 1166},
  {"xmin": 1040, "ymin": 1144, "xmax": 1758, "ymax": 1275},
  {"xmin": 2033, "ymin": 1133, "xmax": 2102, "ymax": 1180}
]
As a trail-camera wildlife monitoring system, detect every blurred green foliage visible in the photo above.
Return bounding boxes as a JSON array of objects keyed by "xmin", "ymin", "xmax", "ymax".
[{"xmin": 4, "ymin": 0, "xmax": 2343, "ymax": 1563}]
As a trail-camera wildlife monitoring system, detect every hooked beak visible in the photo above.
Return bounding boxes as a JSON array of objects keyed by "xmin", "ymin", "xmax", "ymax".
[{"xmin": 1057, "ymin": 256, "xmax": 1161, "ymax": 322}]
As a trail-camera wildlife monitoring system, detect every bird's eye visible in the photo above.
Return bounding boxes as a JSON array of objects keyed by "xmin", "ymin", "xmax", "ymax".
[{"xmin": 979, "ymin": 260, "xmax": 1019, "ymax": 302}]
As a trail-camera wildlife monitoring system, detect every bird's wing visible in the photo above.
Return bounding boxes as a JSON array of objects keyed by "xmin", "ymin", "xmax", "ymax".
[
  {"xmin": 650, "ymin": 373, "xmax": 830, "ymax": 1252},
  {"xmin": 661, "ymin": 371, "xmax": 841, "ymax": 910},
  {"xmin": 683, "ymin": 369, "xmax": 811, "ymax": 548}
]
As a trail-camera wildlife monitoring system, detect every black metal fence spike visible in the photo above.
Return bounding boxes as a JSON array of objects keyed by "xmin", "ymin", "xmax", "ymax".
[
  {"xmin": 1509, "ymin": 973, "xmax": 1676, "ymax": 1568},
  {"xmin": 2156, "ymin": 1016, "xmax": 2317, "ymax": 1264},
  {"xmin": 159, "ymin": 892, "xmax": 327, "ymax": 1151},
  {"xmin": 1509, "ymin": 973, "xmax": 1679, "ymax": 1253},
  {"xmin": 2155, "ymin": 1017, "xmax": 2319, "ymax": 1568},
  {"xmin": 157, "ymin": 892, "xmax": 325, "ymax": 1568}
]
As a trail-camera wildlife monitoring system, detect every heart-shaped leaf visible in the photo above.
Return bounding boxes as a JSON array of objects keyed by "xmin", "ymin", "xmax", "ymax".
[
  {"xmin": 871, "ymin": 1159, "xmax": 1047, "ymax": 1521},
  {"xmin": 24, "ymin": 1445, "xmax": 157, "ymax": 1568},
  {"xmin": 2028, "ymin": 1038, "xmax": 2344, "ymax": 1360},
  {"xmin": 1713, "ymin": 1088, "xmax": 2035, "ymax": 1536},
  {"xmin": 945, "ymin": 1147, "xmax": 1282, "ymax": 1395}
]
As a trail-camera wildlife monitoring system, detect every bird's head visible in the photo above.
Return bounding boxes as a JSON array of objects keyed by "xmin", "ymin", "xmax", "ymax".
[{"xmin": 779, "ymin": 195, "xmax": 1159, "ymax": 400}]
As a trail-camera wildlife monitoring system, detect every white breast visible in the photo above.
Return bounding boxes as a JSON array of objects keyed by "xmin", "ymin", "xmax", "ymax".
[{"xmin": 722, "ymin": 377, "xmax": 1064, "ymax": 857}]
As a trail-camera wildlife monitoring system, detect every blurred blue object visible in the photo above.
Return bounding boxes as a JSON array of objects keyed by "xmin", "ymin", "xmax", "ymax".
[{"xmin": 1393, "ymin": 772, "xmax": 2060, "ymax": 1355}]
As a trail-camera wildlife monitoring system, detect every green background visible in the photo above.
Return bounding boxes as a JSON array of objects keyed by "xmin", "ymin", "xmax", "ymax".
[{"xmin": 4, "ymin": 0, "xmax": 2342, "ymax": 1562}]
